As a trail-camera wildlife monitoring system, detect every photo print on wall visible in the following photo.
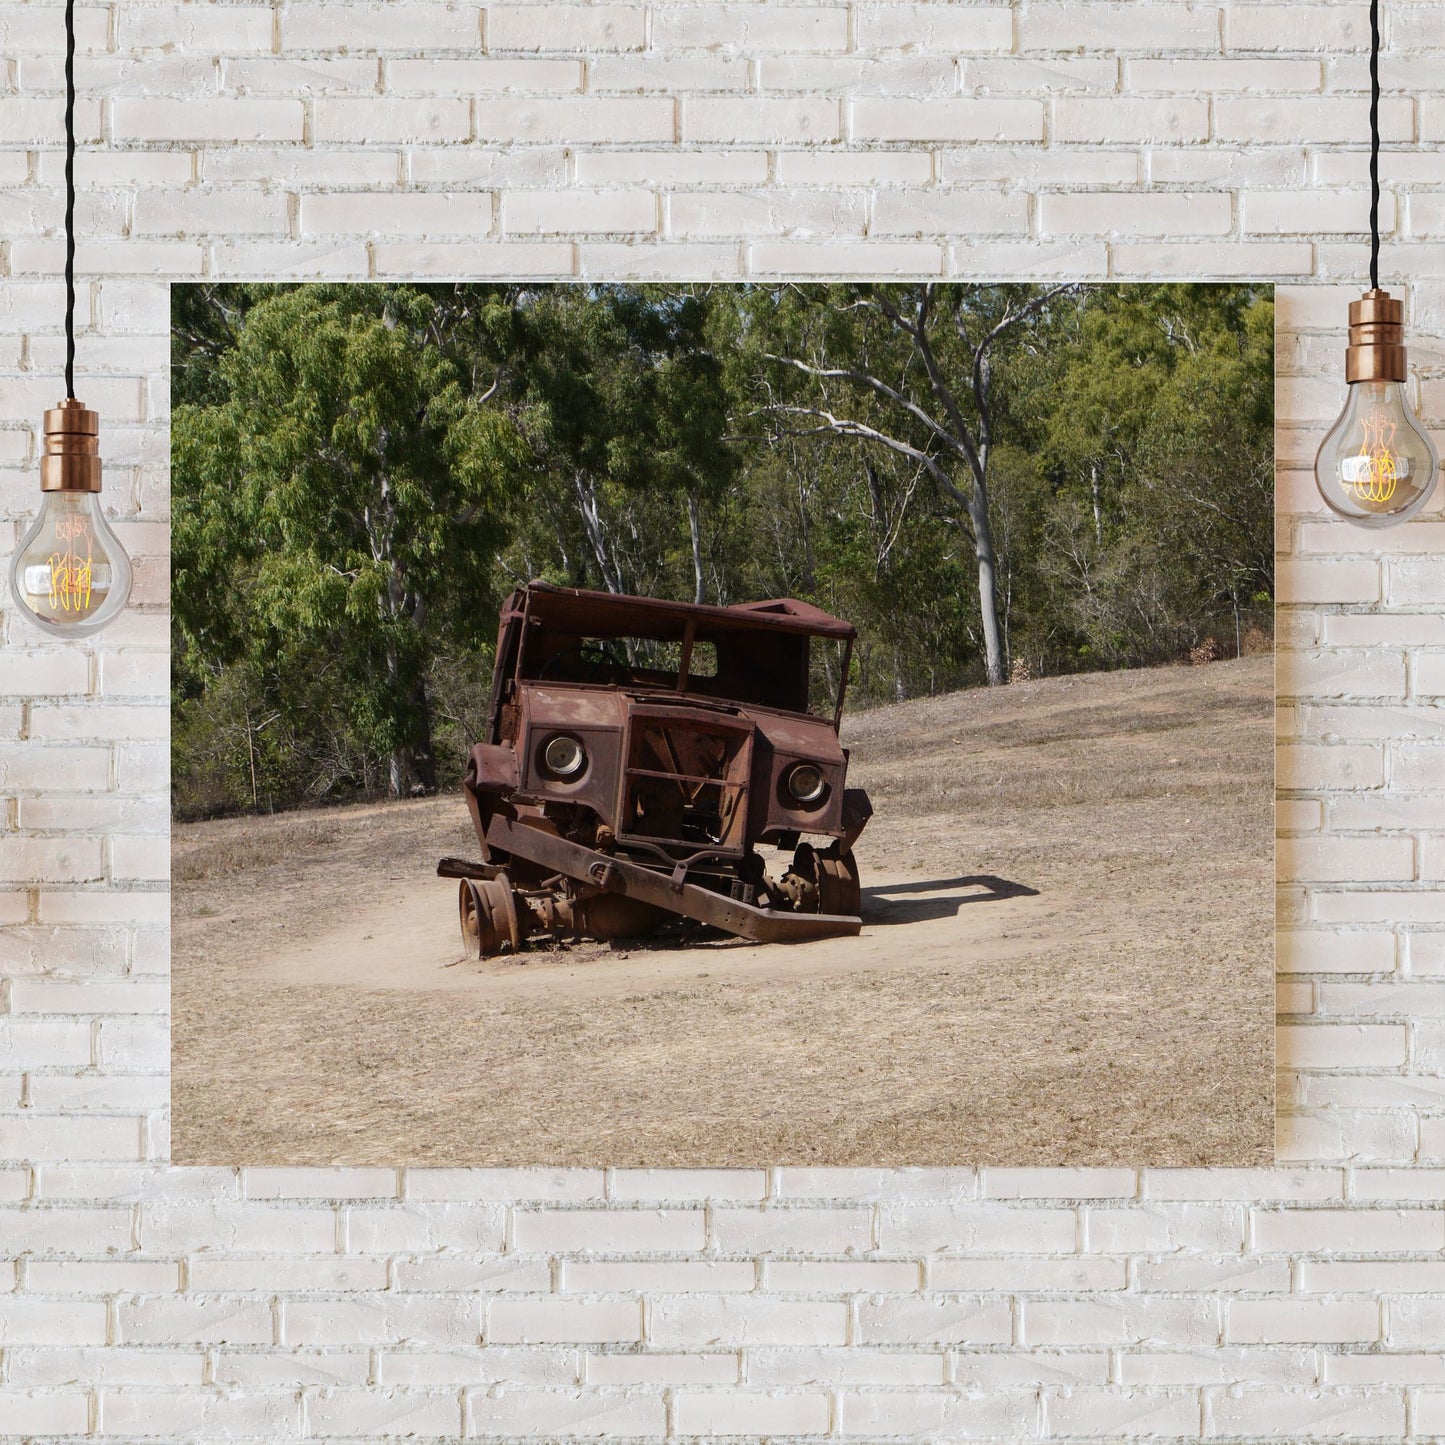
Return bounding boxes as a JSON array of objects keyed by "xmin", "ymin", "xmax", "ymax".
[{"xmin": 169, "ymin": 281, "xmax": 1276, "ymax": 1168}]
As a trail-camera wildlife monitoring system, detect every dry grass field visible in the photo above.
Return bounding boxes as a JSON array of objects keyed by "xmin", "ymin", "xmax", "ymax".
[{"xmin": 172, "ymin": 655, "xmax": 1274, "ymax": 1168}]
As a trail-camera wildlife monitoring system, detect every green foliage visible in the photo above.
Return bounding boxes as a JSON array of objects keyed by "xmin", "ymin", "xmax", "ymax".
[{"xmin": 172, "ymin": 282, "xmax": 1274, "ymax": 819}]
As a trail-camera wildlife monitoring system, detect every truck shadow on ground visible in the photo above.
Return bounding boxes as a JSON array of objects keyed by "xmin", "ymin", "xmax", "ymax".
[{"xmin": 861, "ymin": 875, "xmax": 1040, "ymax": 925}]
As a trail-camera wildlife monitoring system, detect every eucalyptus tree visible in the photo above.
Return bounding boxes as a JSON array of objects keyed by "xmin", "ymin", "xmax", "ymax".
[
  {"xmin": 745, "ymin": 282, "xmax": 1078, "ymax": 686},
  {"xmin": 172, "ymin": 283, "xmax": 526, "ymax": 799}
]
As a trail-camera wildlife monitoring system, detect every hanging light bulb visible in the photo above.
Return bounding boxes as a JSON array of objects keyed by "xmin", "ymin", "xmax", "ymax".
[
  {"xmin": 9, "ymin": 401, "xmax": 132, "ymax": 636},
  {"xmin": 1314, "ymin": 0, "xmax": 1439, "ymax": 526},
  {"xmin": 7, "ymin": 0, "xmax": 132, "ymax": 637},
  {"xmin": 1314, "ymin": 288, "xmax": 1439, "ymax": 527}
]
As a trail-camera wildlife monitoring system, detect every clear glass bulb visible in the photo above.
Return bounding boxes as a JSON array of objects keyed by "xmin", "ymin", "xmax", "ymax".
[
  {"xmin": 9, "ymin": 490, "xmax": 132, "ymax": 637},
  {"xmin": 1314, "ymin": 379, "xmax": 1440, "ymax": 527}
]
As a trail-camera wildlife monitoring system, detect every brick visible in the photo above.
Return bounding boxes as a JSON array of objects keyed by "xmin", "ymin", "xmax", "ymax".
[
  {"xmin": 764, "ymin": 1259, "xmax": 919, "ymax": 1291},
  {"xmin": 1209, "ymin": 1387, "xmax": 1404, "ymax": 1438},
  {"xmin": 111, "ymin": 98, "xmax": 305, "ymax": 143},
  {"xmin": 386, "ymin": 57, "xmax": 581, "ymax": 92},
  {"xmin": 489, "ymin": 5, "xmax": 647, "ymax": 50},
  {"xmin": 188, "ymin": 1258, "xmax": 387, "ymax": 1293},
  {"xmin": 674, "ymin": 1389, "xmax": 829, "ymax": 1433},
  {"xmin": 375, "ymin": 1344, "xmax": 570, "ymax": 1386},
  {"xmin": 0, "ymin": 1019, "xmax": 93, "ymax": 1068},
  {"xmin": 1276, "ymin": 648, "xmax": 1408, "ymax": 699},
  {"xmin": 282, "ymin": 4, "xmax": 482, "ymax": 50},
  {"xmin": 585, "ymin": 1351, "xmax": 736, "ymax": 1385},
  {"xmin": 1040, "ymin": 191, "xmax": 1233, "ymax": 237},
  {"xmin": 301, "ymin": 192, "xmax": 494, "ymax": 237},
  {"xmin": 117, "ymin": 4, "xmax": 275, "ymax": 49},
  {"xmin": 284, "ymin": 1295, "xmax": 480, "ymax": 1347},
  {"xmin": 1282, "ymin": 835, "xmax": 1415, "ymax": 883},
  {"xmin": 505, "ymin": 189, "xmax": 657, "ymax": 235},
  {"xmin": 855, "ymin": 1296, "xmax": 1012, "ymax": 1345},
  {"xmin": 1083, "ymin": 1203, "xmax": 1244, "ymax": 1253},
  {"xmin": 592, "ymin": 54, "xmax": 752, "ymax": 92},
  {"xmin": 1047, "ymin": 1388, "xmax": 1201, "ymax": 1438},
  {"xmin": 1301, "ymin": 1259, "xmax": 1445, "ymax": 1292},
  {"xmin": 215, "ymin": 1349, "xmax": 372, "ymax": 1388},
  {"xmin": 648, "ymin": 1295, "xmax": 848, "ymax": 1347},
  {"xmin": 1246, "ymin": 189, "xmax": 1396, "ymax": 235},
  {"xmin": 512, "ymin": 1208, "xmax": 705, "ymax": 1254},
  {"xmin": 1252, "ymin": 1207, "xmax": 1445, "ymax": 1252},
  {"xmin": 711, "ymin": 1207, "xmax": 872, "ymax": 1255},
  {"xmin": 306, "ymin": 1389, "xmax": 460, "ymax": 1436},
  {"xmin": 561, "ymin": 1260, "xmax": 754, "ymax": 1292},
  {"xmin": 0, "ymin": 1206, "xmax": 133, "ymax": 1255},
  {"xmin": 981, "ymin": 1169, "xmax": 1137, "ymax": 1199},
  {"xmin": 0, "ymin": 744, "xmax": 111, "ymax": 792},
  {"xmin": 854, "ymin": 5, "xmax": 1013, "ymax": 52},
  {"xmin": 465, "ymin": 1388, "xmax": 665, "ymax": 1434},
  {"xmin": 137, "ymin": 1204, "xmax": 337, "ymax": 1254},
  {"xmin": 1023, "ymin": 2, "xmax": 1220, "ymax": 51},
  {"xmin": 749, "ymin": 1346, "xmax": 945, "ymax": 1386},
  {"xmin": 0, "ymin": 1393, "xmax": 89, "ymax": 1435},
  {"xmin": 1389, "ymin": 1297, "xmax": 1445, "ymax": 1348},
  {"xmin": 850, "ymin": 98, "xmax": 1043, "ymax": 143},
  {"xmin": 1111, "ymin": 239, "xmax": 1314, "ymax": 276},
  {"xmin": 1129, "ymin": 56, "xmax": 1321, "ymax": 89},
  {"xmin": 670, "ymin": 188, "xmax": 865, "ymax": 238},
  {"xmin": 223, "ymin": 56, "xmax": 380, "ymax": 93},
  {"xmin": 609, "ymin": 1168, "xmax": 766, "ymax": 1202},
  {"xmin": 97, "ymin": 1389, "xmax": 301, "ymax": 1438},
  {"xmin": 1226, "ymin": 1298, "xmax": 1380, "ymax": 1344},
  {"xmin": 116, "ymin": 1294, "xmax": 274, "ymax": 1345},
  {"xmin": 383, "ymin": 1257, "xmax": 550, "ymax": 1293},
  {"xmin": 576, "ymin": 152, "xmax": 768, "ymax": 187},
  {"xmin": 404, "ymin": 1167, "xmax": 601, "ymax": 1202},
  {"xmin": 244, "ymin": 1167, "xmax": 398, "ymax": 1200},
  {"xmin": 930, "ymin": 1257, "xmax": 1124, "ymax": 1292},
  {"xmin": 685, "ymin": 98, "xmax": 839, "ymax": 145},
  {"xmin": 1053, "ymin": 97, "xmax": 1210, "ymax": 144},
  {"xmin": 1276, "ymin": 743, "xmax": 1384, "ymax": 790},
  {"xmin": 748, "ymin": 240, "xmax": 944, "ymax": 276},
  {"xmin": 1025, "ymin": 1297, "xmax": 1219, "ymax": 1347},
  {"xmin": 870, "ymin": 189, "xmax": 1029, "ymax": 236},
  {"xmin": 877, "ymin": 1205, "xmax": 1078, "ymax": 1253},
  {"xmin": 487, "ymin": 1298, "xmax": 641, "ymax": 1344},
  {"xmin": 1278, "ymin": 1022, "xmax": 1408, "ymax": 1068},
  {"xmin": 0, "ymin": 1298, "xmax": 108, "ymax": 1345},
  {"xmin": 313, "ymin": 98, "xmax": 471, "ymax": 144},
  {"xmin": 651, "ymin": 6, "xmax": 847, "ymax": 52},
  {"xmin": 1217, "ymin": 95, "xmax": 1412, "ymax": 145},
  {"xmin": 1326, "ymin": 1352, "xmax": 1445, "ymax": 1384},
  {"xmin": 1228, "ymin": 5, "xmax": 1369, "ymax": 50},
  {"xmin": 475, "ymin": 98, "xmax": 674, "ymax": 144},
  {"xmin": 1275, "ymin": 931, "xmax": 1396, "ymax": 976}
]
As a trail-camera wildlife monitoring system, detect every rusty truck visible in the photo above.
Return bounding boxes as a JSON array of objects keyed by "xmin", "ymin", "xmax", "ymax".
[{"xmin": 438, "ymin": 581, "xmax": 873, "ymax": 957}]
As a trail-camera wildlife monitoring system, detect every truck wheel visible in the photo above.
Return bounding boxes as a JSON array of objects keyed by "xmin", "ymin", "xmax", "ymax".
[
  {"xmin": 459, "ymin": 874, "xmax": 523, "ymax": 958},
  {"xmin": 782, "ymin": 842, "xmax": 862, "ymax": 917}
]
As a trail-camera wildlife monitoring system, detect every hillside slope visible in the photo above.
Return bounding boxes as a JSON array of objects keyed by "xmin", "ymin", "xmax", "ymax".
[{"xmin": 173, "ymin": 655, "xmax": 1275, "ymax": 1167}]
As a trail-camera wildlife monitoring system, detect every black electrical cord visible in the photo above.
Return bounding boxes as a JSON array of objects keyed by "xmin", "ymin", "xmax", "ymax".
[
  {"xmin": 64, "ymin": 0, "xmax": 76, "ymax": 399},
  {"xmin": 1369, "ymin": 0, "xmax": 1381, "ymax": 291}
]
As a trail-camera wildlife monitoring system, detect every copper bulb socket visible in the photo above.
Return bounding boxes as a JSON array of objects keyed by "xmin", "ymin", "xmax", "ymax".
[
  {"xmin": 39, "ymin": 397, "xmax": 102, "ymax": 493},
  {"xmin": 1345, "ymin": 287, "xmax": 1408, "ymax": 384}
]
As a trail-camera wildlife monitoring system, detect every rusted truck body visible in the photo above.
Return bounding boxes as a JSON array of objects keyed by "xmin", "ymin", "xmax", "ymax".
[{"xmin": 439, "ymin": 581, "xmax": 872, "ymax": 957}]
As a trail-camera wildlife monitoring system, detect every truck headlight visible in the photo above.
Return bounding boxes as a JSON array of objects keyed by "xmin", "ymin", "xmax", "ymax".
[
  {"xmin": 542, "ymin": 734, "xmax": 587, "ymax": 779},
  {"xmin": 786, "ymin": 762, "xmax": 827, "ymax": 805}
]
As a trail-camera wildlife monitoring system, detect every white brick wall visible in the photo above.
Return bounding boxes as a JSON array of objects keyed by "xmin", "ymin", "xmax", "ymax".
[{"xmin": 0, "ymin": 0, "xmax": 1442, "ymax": 1436}]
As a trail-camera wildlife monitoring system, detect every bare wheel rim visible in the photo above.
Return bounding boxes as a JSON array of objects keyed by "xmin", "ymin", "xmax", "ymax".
[{"xmin": 816, "ymin": 847, "xmax": 861, "ymax": 916}]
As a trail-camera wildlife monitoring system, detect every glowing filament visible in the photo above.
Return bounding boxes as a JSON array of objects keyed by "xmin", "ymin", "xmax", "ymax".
[
  {"xmin": 46, "ymin": 513, "xmax": 94, "ymax": 613},
  {"xmin": 1349, "ymin": 407, "xmax": 1401, "ymax": 505}
]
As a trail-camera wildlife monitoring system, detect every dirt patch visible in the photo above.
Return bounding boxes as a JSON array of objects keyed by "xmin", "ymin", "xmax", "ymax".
[{"xmin": 171, "ymin": 656, "xmax": 1274, "ymax": 1168}]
